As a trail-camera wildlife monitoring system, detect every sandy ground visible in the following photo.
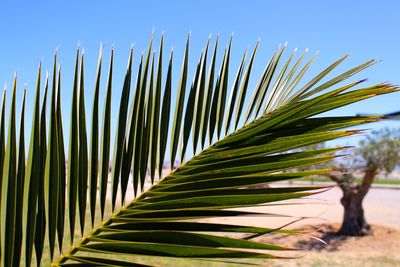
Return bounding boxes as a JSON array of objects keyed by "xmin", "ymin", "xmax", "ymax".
[{"xmin": 260, "ymin": 223, "xmax": 400, "ymax": 267}]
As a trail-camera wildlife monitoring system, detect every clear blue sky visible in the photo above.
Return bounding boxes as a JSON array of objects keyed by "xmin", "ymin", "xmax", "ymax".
[{"xmin": 1, "ymin": 0, "xmax": 399, "ymax": 151}]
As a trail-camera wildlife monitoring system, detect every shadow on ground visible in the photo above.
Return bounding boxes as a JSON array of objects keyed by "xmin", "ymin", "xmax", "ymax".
[{"xmin": 295, "ymin": 224, "xmax": 351, "ymax": 252}]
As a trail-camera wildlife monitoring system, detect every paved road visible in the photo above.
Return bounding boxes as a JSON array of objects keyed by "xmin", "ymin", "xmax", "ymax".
[
  {"xmin": 305, "ymin": 186, "xmax": 400, "ymax": 228},
  {"xmin": 206, "ymin": 185, "xmax": 400, "ymax": 229}
]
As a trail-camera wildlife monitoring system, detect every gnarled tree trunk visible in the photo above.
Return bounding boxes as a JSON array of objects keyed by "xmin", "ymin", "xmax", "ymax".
[
  {"xmin": 329, "ymin": 168, "xmax": 377, "ymax": 236},
  {"xmin": 338, "ymin": 186, "xmax": 370, "ymax": 235}
]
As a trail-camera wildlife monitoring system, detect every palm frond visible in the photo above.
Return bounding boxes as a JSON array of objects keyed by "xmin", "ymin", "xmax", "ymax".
[{"xmin": 0, "ymin": 35, "xmax": 397, "ymax": 267}]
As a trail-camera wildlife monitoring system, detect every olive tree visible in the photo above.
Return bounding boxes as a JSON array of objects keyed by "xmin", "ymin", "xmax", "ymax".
[{"xmin": 329, "ymin": 128, "xmax": 400, "ymax": 236}]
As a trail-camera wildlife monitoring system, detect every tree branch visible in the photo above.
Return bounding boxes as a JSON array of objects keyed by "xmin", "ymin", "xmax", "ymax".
[
  {"xmin": 326, "ymin": 170, "xmax": 347, "ymax": 191},
  {"xmin": 357, "ymin": 167, "xmax": 377, "ymax": 199}
]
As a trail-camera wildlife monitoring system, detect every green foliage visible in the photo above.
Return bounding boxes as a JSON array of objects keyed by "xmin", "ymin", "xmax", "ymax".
[
  {"xmin": 358, "ymin": 128, "xmax": 400, "ymax": 173},
  {"xmin": 0, "ymin": 35, "xmax": 397, "ymax": 266}
]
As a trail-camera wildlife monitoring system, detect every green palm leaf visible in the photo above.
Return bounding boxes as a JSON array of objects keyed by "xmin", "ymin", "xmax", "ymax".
[
  {"xmin": 35, "ymin": 73, "xmax": 49, "ymax": 266},
  {"xmin": 1, "ymin": 76, "xmax": 17, "ymax": 267},
  {"xmin": 56, "ymin": 66, "xmax": 66, "ymax": 252},
  {"xmin": 89, "ymin": 46, "xmax": 102, "ymax": 226},
  {"xmin": 78, "ymin": 53, "xmax": 88, "ymax": 235},
  {"xmin": 13, "ymin": 87, "xmax": 26, "ymax": 266},
  {"xmin": 67, "ymin": 49, "xmax": 80, "ymax": 244},
  {"xmin": 99, "ymin": 49, "xmax": 113, "ymax": 218},
  {"xmin": 0, "ymin": 35, "xmax": 397, "ymax": 267},
  {"xmin": 44, "ymin": 53, "xmax": 60, "ymax": 260},
  {"xmin": 23, "ymin": 64, "xmax": 42, "ymax": 266}
]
